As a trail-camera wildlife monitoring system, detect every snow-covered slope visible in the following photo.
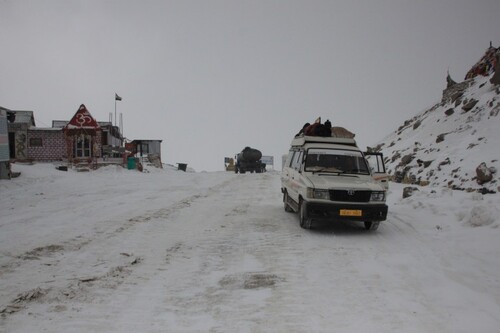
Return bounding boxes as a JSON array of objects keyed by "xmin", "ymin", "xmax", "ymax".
[
  {"xmin": 376, "ymin": 57, "xmax": 500, "ymax": 193},
  {"xmin": 1, "ymin": 163, "xmax": 500, "ymax": 332}
]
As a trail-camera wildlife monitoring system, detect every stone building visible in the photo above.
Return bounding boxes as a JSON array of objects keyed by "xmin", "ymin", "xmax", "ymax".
[
  {"xmin": 4, "ymin": 103, "xmax": 162, "ymax": 169},
  {"xmin": 5, "ymin": 104, "xmax": 121, "ymax": 163}
]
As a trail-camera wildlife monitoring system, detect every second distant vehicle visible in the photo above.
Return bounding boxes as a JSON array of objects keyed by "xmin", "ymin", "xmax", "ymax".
[{"xmin": 235, "ymin": 147, "xmax": 266, "ymax": 173}]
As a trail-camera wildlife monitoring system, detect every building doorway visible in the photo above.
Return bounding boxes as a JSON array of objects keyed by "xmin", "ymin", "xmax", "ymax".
[
  {"xmin": 8, "ymin": 132, "xmax": 15, "ymax": 158},
  {"xmin": 74, "ymin": 135, "xmax": 92, "ymax": 158}
]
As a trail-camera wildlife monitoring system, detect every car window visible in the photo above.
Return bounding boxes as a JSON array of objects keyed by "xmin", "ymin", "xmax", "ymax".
[
  {"xmin": 284, "ymin": 150, "xmax": 295, "ymax": 168},
  {"xmin": 304, "ymin": 148, "xmax": 370, "ymax": 174},
  {"xmin": 364, "ymin": 153, "xmax": 386, "ymax": 174},
  {"xmin": 291, "ymin": 150, "xmax": 303, "ymax": 171}
]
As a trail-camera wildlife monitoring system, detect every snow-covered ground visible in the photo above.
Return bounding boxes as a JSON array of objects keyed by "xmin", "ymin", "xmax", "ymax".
[{"xmin": 1, "ymin": 163, "xmax": 499, "ymax": 332}]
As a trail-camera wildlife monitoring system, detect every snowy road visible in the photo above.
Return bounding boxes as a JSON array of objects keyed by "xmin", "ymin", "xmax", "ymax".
[{"xmin": 1, "ymin": 165, "xmax": 499, "ymax": 332}]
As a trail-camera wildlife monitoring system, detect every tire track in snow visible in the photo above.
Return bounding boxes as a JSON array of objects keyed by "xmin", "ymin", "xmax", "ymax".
[
  {"xmin": 0, "ymin": 175, "xmax": 238, "ymax": 322},
  {"xmin": 144, "ymin": 172, "xmax": 321, "ymax": 331}
]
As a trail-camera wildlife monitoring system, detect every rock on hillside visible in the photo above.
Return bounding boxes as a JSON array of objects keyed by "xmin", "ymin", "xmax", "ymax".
[{"xmin": 374, "ymin": 46, "xmax": 500, "ymax": 193}]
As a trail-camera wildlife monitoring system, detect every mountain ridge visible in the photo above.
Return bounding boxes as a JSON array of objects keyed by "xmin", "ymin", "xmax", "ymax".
[{"xmin": 375, "ymin": 45, "xmax": 500, "ymax": 193}]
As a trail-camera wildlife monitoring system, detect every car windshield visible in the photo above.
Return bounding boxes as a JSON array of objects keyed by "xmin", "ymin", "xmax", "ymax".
[{"xmin": 304, "ymin": 148, "xmax": 370, "ymax": 175}]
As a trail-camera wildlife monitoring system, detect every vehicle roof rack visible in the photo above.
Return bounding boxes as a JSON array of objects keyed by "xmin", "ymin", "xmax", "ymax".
[{"xmin": 291, "ymin": 135, "xmax": 358, "ymax": 147}]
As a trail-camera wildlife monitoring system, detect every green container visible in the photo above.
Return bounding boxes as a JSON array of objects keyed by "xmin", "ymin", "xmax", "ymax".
[{"xmin": 127, "ymin": 157, "xmax": 136, "ymax": 170}]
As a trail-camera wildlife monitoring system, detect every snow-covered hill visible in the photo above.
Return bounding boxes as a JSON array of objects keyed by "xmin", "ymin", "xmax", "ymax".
[{"xmin": 375, "ymin": 47, "xmax": 500, "ymax": 193}]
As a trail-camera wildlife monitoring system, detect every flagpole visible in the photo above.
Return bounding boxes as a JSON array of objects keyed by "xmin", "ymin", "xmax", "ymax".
[{"xmin": 114, "ymin": 93, "xmax": 122, "ymax": 133}]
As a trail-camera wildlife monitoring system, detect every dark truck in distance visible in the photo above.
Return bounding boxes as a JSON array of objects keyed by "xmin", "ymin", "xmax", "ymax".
[{"xmin": 235, "ymin": 147, "xmax": 266, "ymax": 173}]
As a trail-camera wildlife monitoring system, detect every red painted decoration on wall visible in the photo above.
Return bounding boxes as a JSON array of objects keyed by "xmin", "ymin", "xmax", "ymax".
[{"xmin": 65, "ymin": 104, "xmax": 101, "ymax": 130}]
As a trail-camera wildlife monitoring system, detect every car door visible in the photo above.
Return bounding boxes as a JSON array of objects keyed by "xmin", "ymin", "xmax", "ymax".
[
  {"xmin": 281, "ymin": 149, "xmax": 295, "ymax": 190},
  {"xmin": 287, "ymin": 149, "xmax": 304, "ymax": 203},
  {"xmin": 364, "ymin": 152, "xmax": 389, "ymax": 190}
]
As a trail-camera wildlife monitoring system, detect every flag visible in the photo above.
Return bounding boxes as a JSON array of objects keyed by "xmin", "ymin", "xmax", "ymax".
[{"xmin": 115, "ymin": 93, "xmax": 122, "ymax": 101}]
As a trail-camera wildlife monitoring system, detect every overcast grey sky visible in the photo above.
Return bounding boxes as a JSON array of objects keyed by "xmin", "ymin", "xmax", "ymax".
[{"xmin": 1, "ymin": 0, "xmax": 499, "ymax": 171}]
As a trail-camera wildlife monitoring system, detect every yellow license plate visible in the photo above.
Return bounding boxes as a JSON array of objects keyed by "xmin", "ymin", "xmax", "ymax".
[{"xmin": 340, "ymin": 209, "xmax": 362, "ymax": 217}]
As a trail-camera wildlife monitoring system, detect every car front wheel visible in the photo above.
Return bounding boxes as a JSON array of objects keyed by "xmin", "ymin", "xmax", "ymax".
[
  {"xmin": 283, "ymin": 191, "xmax": 293, "ymax": 212},
  {"xmin": 299, "ymin": 199, "xmax": 313, "ymax": 229},
  {"xmin": 364, "ymin": 221, "xmax": 380, "ymax": 231}
]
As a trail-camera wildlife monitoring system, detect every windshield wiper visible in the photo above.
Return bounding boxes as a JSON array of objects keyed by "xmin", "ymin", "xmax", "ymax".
[
  {"xmin": 339, "ymin": 168, "xmax": 368, "ymax": 175},
  {"xmin": 310, "ymin": 167, "xmax": 343, "ymax": 174}
]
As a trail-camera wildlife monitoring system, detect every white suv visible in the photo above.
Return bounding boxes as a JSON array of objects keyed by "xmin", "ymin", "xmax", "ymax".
[{"xmin": 281, "ymin": 135, "xmax": 388, "ymax": 230}]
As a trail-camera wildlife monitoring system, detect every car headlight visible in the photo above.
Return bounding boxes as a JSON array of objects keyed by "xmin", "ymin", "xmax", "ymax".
[
  {"xmin": 307, "ymin": 188, "xmax": 330, "ymax": 200},
  {"xmin": 370, "ymin": 191, "xmax": 386, "ymax": 202}
]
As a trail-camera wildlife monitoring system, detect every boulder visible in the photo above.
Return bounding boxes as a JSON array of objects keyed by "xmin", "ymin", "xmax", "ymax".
[
  {"xmin": 400, "ymin": 154, "xmax": 414, "ymax": 166},
  {"xmin": 413, "ymin": 120, "xmax": 422, "ymax": 130},
  {"xmin": 476, "ymin": 162, "xmax": 493, "ymax": 184},
  {"xmin": 402, "ymin": 187, "xmax": 418, "ymax": 199},
  {"xmin": 462, "ymin": 99, "xmax": 478, "ymax": 112},
  {"xmin": 436, "ymin": 133, "xmax": 446, "ymax": 143}
]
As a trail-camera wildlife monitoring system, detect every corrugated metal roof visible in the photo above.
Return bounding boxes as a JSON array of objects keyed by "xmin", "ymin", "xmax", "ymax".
[
  {"xmin": 11, "ymin": 111, "xmax": 35, "ymax": 126},
  {"xmin": 52, "ymin": 120, "xmax": 68, "ymax": 128},
  {"xmin": 131, "ymin": 139, "xmax": 163, "ymax": 143}
]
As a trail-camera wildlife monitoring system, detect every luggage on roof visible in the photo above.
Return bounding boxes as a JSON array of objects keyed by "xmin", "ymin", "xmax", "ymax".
[{"xmin": 295, "ymin": 117, "xmax": 355, "ymax": 139}]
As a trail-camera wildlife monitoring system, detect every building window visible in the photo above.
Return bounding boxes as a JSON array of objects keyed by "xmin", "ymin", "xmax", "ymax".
[{"xmin": 29, "ymin": 138, "xmax": 43, "ymax": 147}]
